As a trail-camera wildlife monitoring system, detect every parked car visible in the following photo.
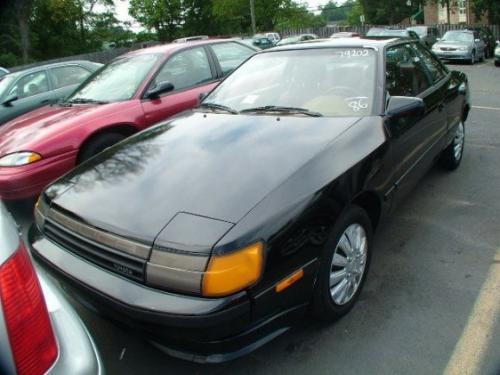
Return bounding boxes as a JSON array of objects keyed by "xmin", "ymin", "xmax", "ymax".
[
  {"xmin": 0, "ymin": 39, "xmax": 257, "ymax": 201},
  {"xmin": 0, "ymin": 201, "xmax": 103, "ymax": 375},
  {"xmin": 495, "ymin": 41, "xmax": 500, "ymax": 66},
  {"xmin": 276, "ymin": 34, "xmax": 319, "ymax": 46},
  {"xmin": 366, "ymin": 28, "xmax": 420, "ymax": 41},
  {"xmin": 432, "ymin": 30, "xmax": 485, "ymax": 64},
  {"xmin": 330, "ymin": 31, "xmax": 361, "ymax": 39},
  {"xmin": 407, "ymin": 26, "xmax": 440, "ymax": 47},
  {"xmin": 30, "ymin": 37, "xmax": 470, "ymax": 363},
  {"xmin": 0, "ymin": 67, "xmax": 9, "ymax": 80},
  {"xmin": 466, "ymin": 26, "xmax": 495, "ymax": 58},
  {"xmin": 264, "ymin": 32, "xmax": 281, "ymax": 44},
  {"xmin": 173, "ymin": 35, "xmax": 209, "ymax": 43},
  {"xmin": 251, "ymin": 35, "xmax": 275, "ymax": 49},
  {"xmin": 0, "ymin": 61, "xmax": 101, "ymax": 125}
]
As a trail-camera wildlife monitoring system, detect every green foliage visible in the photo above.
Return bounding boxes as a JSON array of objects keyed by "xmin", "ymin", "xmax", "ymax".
[
  {"xmin": 347, "ymin": 0, "xmax": 365, "ymax": 25},
  {"xmin": 321, "ymin": 0, "xmax": 356, "ymax": 23}
]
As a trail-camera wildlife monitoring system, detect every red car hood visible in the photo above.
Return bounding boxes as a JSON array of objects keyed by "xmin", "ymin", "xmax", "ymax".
[{"xmin": 0, "ymin": 102, "xmax": 134, "ymax": 157}]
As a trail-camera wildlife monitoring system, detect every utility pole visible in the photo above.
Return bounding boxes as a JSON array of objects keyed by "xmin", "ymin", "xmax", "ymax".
[{"xmin": 250, "ymin": 0, "xmax": 256, "ymax": 35}]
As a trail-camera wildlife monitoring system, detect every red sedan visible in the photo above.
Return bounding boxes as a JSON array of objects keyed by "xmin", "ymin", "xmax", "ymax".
[{"xmin": 0, "ymin": 39, "xmax": 256, "ymax": 200}]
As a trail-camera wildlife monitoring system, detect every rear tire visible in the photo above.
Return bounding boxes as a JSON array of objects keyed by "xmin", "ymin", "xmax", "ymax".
[
  {"xmin": 311, "ymin": 205, "xmax": 373, "ymax": 322},
  {"xmin": 439, "ymin": 121, "xmax": 465, "ymax": 171},
  {"xmin": 78, "ymin": 133, "xmax": 127, "ymax": 163}
]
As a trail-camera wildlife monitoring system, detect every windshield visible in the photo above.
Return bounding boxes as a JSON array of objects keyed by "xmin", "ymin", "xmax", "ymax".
[
  {"xmin": 68, "ymin": 54, "xmax": 161, "ymax": 103},
  {"xmin": 203, "ymin": 48, "xmax": 376, "ymax": 117},
  {"xmin": 367, "ymin": 28, "xmax": 407, "ymax": 37},
  {"xmin": 0, "ymin": 75, "xmax": 16, "ymax": 99},
  {"xmin": 442, "ymin": 31, "xmax": 473, "ymax": 42}
]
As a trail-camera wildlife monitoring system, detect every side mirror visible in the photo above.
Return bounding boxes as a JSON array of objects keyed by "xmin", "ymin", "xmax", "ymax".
[
  {"xmin": 474, "ymin": 38, "xmax": 480, "ymax": 43},
  {"xmin": 146, "ymin": 81, "xmax": 174, "ymax": 99},
  {"xmin": 386, "ymin": 96, "xmax": 425, "ymax": 119},
  {"xmin": 2, "ymin": 95, "xmax": 18, "ymax": 107}
]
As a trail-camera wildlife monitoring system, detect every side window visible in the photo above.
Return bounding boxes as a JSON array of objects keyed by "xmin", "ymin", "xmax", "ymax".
[
  {"xmin": 385, "ymin": 44, "xmax": 432, "ymax": 97},
  {"xmin": 8, "ymin": 71, "xmax": 49, "ymax": 99},
  {"xmin": 50, "ymin": 65, "xmax": 91, "ymax": 89},
  {"xmin": 211, "ymin": 42, "xmax": 254, "ymax": 76},
  {"xmin": 413, "ymin": 43, "xmax": 447, "ymax": 83},
  {"xmin": 153, "ymin": 47, "xmax": 212, "ymax": 92}
]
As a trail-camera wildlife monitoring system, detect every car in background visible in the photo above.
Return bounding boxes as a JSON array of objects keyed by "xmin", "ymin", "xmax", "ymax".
[
  {"xmin": 432, "ymin": 30, "xmax": 485, "ymax": 64},
  {"xmin": 466, "ymin": 26, "xmax": 495, "ymax": 58},
  {"xmin": 407, "ymin": 26, "xmax": 439, "ymax": 47},
  {"xmin": 0, "ymin": 61, "xmax": 101, "ymax": 125},
  {"xmin": 330, "ymin": 31, "xmax": 361, "ymax": 39},
  {"xmin": 264, "ymin": 32, "xmax": 281, "ymax": 44},
  {"xmin": 173, "ymin": 35, "xmax": 209, "ymax": 43},
  {"xmin": 0, "ymin": 201, "xmax": 102, "ymax": 375},
  {"xmin": 276, "ymin": 34, "xmax": 319, "ymax": 46},
  {"xmin": 366, "ymin": 28, "xmax": 420, "ymax": 41},
  {"xmin": 30, "ymin": 37, "xmax": 469, "ymax": 363},
  {"xmin": 0, "ymin": 39, "xmax": 257, "ymax": 201},
  {"xmin": 495, "ymin": 41, "xmax": 500, "ymax": 66},
  {"xmin": 0, "ymin": 67, "xmax": 8, "ymax": 80},
  {"xmin": 251, "ymin": 34, "xmax": 275, "ymax": 49}
]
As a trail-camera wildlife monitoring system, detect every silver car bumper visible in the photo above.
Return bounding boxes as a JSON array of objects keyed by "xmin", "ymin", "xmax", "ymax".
[
  {"xmin": 433, "ymin": 50, "xmax": 472, "ymax": 60},
  {"xmin": 38, "ymin": 267, "xmax": 104, "ymax": 375}
]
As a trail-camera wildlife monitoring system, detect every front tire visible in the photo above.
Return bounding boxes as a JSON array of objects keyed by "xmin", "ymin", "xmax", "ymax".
[
  {"xmin": 311, "ymin": 205, "xmax": 373, "ymax": 321},
  {"xmin": 78, "ymin": 133, "xmax": 127, "ymax": 163},
  {"xmin": 469, "ymin": 51, "xmax": 475, "ymax": 65},
  {"xmin": 439, "ymin": 121, "xmax": 465, "ymax": 170}
]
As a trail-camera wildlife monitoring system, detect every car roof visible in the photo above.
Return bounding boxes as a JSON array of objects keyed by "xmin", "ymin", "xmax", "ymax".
[
  {"xmin": 5, "ymin": 60, "xmax": 99, "ymax": 79},
  {"xmin": 270, "ymin": 37, "xmax": 401, "ymax": 52},
  {"xmin": 125, "ymin": 38, "xmax": 246, "ymax": 57}
]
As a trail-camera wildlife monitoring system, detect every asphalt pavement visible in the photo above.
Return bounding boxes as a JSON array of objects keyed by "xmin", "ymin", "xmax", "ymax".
[{"xmin": 8, "ymin": 58, "xmax": 500, "ymax": 375}]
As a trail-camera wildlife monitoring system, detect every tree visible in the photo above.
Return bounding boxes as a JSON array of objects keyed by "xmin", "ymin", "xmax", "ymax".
[
  {"xmin": 129, "ymin": 0, "xmax": 183, "ymax": 41},
  {"xmin": 470, "ymin": 0, "xmax": 500, "ymax": 23},
  {"xmin": 321, "ymin": 0, "xmax": 356, "ymax": 23}
]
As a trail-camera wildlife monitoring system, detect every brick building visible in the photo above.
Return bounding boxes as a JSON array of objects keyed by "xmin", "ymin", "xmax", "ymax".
[{"xmin": 424, "ymin": 0, "xmax": 488, "ymax": 24}]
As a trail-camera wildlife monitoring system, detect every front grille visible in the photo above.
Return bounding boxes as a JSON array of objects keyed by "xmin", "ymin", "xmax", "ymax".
[
  {"xmin": 441, "ymin": 47, "xmax": 457, "ymax": 51},
  {"xmin": 44, "ymin": 215, "xmax": 146, "ymax": 283}
]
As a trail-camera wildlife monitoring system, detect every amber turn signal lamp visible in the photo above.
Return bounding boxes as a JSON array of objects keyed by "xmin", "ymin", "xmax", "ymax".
[
  {"xmin": 202, "ymin": 242, "xmax": 264, "ymax": 297},
  {"xmin": 275, "ymin": 269, "xmax": 304, "ymax": 293}
]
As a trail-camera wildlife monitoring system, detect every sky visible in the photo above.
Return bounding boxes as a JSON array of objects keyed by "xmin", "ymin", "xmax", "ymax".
[{"xmin": 105, "ymin": 0, "xmax": 334, "ymax": 31}]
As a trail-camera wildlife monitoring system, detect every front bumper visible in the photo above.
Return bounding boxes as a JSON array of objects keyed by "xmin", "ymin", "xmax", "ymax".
[
  {"xmin": 0, "ymin": 151, "xmax": 76, "ymax": 200},
  {"xmin": 433, "ymin": 50, "xmax": 472, "ymax": 61},
  {"xmin": 29, "ymin": 227, "xmax": 304, "ymax": 363}
]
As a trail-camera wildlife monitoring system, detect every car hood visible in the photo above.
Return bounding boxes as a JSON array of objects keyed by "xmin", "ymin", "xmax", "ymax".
[
  {"xmin": 47, "ymin": 111, "xmax": 361, "ymax": 244},
  {"xmin": 0, "ymin": 102, "xmax": 128, "ymax": 156}
]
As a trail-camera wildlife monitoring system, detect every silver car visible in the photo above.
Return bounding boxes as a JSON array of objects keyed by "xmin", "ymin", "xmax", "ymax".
[
  {"xmin": 0, "ymin": 202, "xmax": 103, "ymax": 375},
  {"xmin": 432, "ymin": 30, "xmax": 486, "ymax": 64}
]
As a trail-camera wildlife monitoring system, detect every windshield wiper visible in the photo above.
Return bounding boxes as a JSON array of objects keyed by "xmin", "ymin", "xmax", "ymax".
[
  {"xmin": 66, "ymin": 98, "xmax": 109, "ymax": 105},
  {"xmin": 240, "ymin": 106, "xmax": 323, "ymax": 117},
  {"xmin": 199, "ymin": 102, "xmax": 238, "ymax": 114}
]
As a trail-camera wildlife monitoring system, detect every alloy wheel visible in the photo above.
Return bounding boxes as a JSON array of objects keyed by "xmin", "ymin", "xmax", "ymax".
[
  {"xmin": 329, "ymin": 223, "xmax": 368, "ymax": 305},
  {"xmin": 453, "ymin": 121, "xmax": 465, "ymax": 161}
]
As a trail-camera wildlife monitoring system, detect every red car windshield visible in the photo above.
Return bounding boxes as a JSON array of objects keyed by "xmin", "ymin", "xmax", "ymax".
[{"xmin": 68, "ymin": 54, "xmax": 161, "ymax": 103}]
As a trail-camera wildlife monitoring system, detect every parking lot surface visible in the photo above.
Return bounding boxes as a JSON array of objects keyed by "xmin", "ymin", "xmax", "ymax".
[{"xmin": 10, "ymin": 59, "xmax": 500, "ymax": 375}]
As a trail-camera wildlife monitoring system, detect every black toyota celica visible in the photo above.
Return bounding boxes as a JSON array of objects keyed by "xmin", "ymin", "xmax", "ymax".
[{"xmin": 30, "ymin": 38, "xmax": 470, "ymax": 362}]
